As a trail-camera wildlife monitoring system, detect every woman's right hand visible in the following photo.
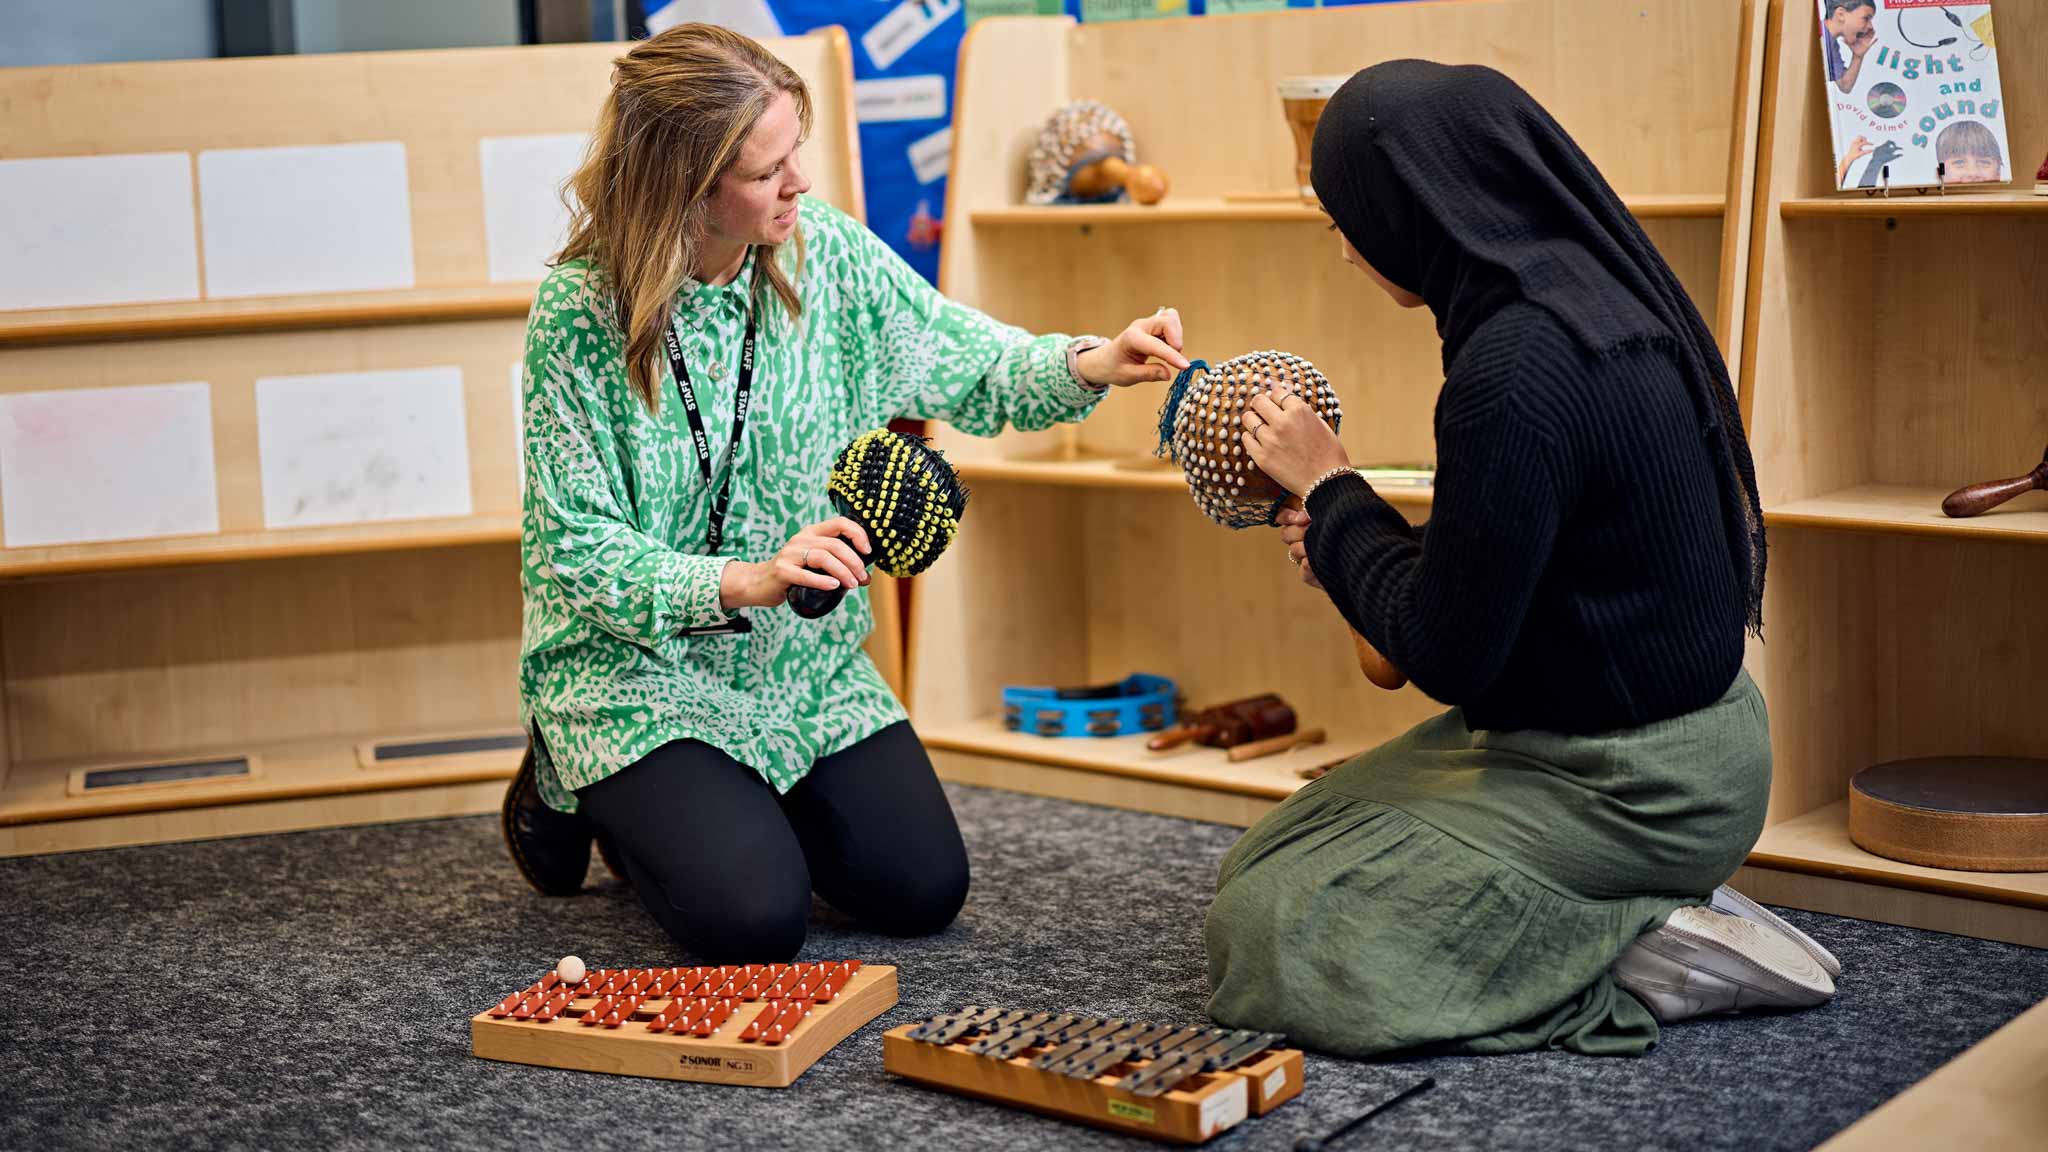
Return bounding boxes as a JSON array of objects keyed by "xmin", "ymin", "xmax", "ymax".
[
  {"xmin": 719, "ymin": 518, "xmax": 872, "ymax": 610},
  {"xmin": 1278, "ymin": 506, "xmax": 1322, "ymax": 590}
]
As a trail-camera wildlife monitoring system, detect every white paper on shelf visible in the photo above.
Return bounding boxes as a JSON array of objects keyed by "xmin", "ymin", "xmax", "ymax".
[
  {"xmin": 256, "ymin": 366, "xmax": 472, "ymax": 529},
  {"xmin": 198, "ymin": 142, "xmax": 415, "ymax": 298},
  {"xmin": 479, "ymin": 134, "xmax": 587, "ymax": 283},
  {"xmin": 0, "ymin": 382, "xmax": 220, "ymax": 548},
  {"xmin": 0, "ymin": 153, "xmax": 202, "ymax": 311},
  {"xmin": 855, "ymin": 75, "xmax": 948, "ymax": 124}
]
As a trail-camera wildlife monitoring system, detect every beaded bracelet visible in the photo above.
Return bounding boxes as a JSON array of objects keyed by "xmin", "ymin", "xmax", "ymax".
[{"xmin": 1302, "ymin": 466, "xmax": 1358, "ymax": 504}]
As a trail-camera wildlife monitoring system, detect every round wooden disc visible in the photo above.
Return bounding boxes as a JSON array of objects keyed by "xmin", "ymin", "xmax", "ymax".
[{"xmin": 1847, "ymin": 757, "xmax": 2048, "ymax": 872}]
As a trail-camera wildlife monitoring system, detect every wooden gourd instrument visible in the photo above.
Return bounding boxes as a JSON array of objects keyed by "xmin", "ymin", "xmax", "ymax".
[
  {"xmin": 1025, "ymin": 100, "xmax": 1169, "ymax": 206},
  {"xmin": 1155, "ymin": 350, "xmax": 1407, "ymax": 691}
]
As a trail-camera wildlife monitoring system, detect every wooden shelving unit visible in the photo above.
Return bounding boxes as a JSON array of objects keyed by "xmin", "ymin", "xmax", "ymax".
[
  {"xmin": 1781, "ymin": 190, "xmax": 2048, "ymax": 218},
  {"xmin": 969, "ymin": 193, "xmax": 1726, "ymax": 227},
  {"xmin": 1734, "ymin": 0, "xmax": 2048, "ymax": 947},
  {"xmin": 911, "ymin": 0, "xmax": 1770, "ymax": 826},
  {"xmin": 0, "ymin": 33, "xmax": 890, "ymax": 856}
]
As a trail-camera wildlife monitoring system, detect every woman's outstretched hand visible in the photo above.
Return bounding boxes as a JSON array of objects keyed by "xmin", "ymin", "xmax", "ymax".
[
  {"xmin": 1074, "ymin": 307, "xmax": 1190, "ymax": 387},
  {"xmin": 718, "ymin": 517, "xmax": 871, "ymax": 610},
  {"xmin": 1241, "ymin": 386, "xmax": 1351, "ymax": 497}
]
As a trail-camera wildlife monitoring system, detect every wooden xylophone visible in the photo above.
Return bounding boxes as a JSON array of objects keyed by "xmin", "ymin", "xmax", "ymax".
[
  {"xmin": 883, "ymin": 1007, "xmax": 1303, "ymax": 1144},
  {"xmin": 470, "ymin": 961, "xmax": 897, "ymax": 1087}
]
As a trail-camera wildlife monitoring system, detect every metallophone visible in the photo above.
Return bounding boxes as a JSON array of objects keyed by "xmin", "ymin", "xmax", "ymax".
[
  {"xmin": 469, "ymin": 961, "xmax": 897, "ymax": 1087},
  {"xmin": 884, "ymin": 1007, "xmax": 1304, "ymax": 1144}
]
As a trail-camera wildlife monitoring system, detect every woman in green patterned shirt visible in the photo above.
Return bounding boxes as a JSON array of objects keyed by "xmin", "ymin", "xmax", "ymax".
[{"xmin": 501, "ymin": 24, "xmax": 1187, "ymax": 961}]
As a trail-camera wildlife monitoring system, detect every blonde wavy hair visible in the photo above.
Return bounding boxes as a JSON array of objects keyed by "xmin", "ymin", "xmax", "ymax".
[{"xmin": 555, "ymin": 23, "xmax": 811, "ymax": 412}]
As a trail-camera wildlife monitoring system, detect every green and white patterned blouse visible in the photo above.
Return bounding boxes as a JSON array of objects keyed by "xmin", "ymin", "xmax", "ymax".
[{"xmin": 520, "ymin": 198, "xmax": 1102, "ymax": 811}]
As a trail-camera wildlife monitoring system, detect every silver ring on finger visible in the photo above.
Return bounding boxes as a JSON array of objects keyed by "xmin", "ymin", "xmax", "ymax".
[{"xmin": 801, "ymin": 546, "xmax": 813, "ymax": 568}]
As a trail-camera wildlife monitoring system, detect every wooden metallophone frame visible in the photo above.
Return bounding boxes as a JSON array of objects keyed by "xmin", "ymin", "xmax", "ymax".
[
  {"xmin": 470, "ymin": 961, "xmax": 898, "ymax": 1087},
  {"xmin": 883, "ymin": 1007, "xmax": 1304, "ymax": 1144}
]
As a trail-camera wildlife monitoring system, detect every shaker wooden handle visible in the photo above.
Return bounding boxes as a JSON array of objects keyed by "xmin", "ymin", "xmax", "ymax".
[
  {"xmin": 1227, "ymin": 727, "xmax": 1327, "ymax": 763},
  {"xmin": 1942, "ymin": 462, "xmax": 2048, "ymax": 518},
  {"xmin": 1146, "ymin": 724, "xmax": 1213, "ymax": 752},
  {"xmin": 1353, "ymin": 629, "xmax": 1407, "ymax": 691}
]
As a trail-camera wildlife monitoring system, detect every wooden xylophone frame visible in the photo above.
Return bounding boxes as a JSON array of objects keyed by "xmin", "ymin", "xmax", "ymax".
[
  {"xmin": 883, "ymin": 1008, "xmax": 1304, "ymax": 1144},
  {"xmin": 470, "ymin": 961, "xmax": 897, "ymax": 1088}
]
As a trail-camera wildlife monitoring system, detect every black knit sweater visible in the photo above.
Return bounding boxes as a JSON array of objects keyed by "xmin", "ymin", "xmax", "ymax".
[{"xmin": 1306, "ymin": 303, "xmax": 1747, "ymax": 734}]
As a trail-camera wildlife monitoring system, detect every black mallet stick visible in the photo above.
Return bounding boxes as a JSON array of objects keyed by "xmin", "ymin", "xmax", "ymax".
[{"xmin": 1294, "ymin": 1075, "xmax": 1435, "ymax": 1152}]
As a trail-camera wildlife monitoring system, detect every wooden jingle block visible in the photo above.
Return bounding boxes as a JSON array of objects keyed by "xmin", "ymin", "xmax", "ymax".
[{"xmin": 1848, "ymin": 758, "xmax": 2048, "ymax": 872}]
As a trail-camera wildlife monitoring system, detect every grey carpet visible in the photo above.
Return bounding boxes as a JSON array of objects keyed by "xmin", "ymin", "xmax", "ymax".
[{"xmin": 3, "ymin": 783, "xmax": 2043, "ymax": 1152}]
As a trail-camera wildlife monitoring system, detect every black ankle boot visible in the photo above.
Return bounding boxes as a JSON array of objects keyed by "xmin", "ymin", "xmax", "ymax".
[{"xmin": 501, "ymin": 743, "xmax": 591, "ymax": 896}]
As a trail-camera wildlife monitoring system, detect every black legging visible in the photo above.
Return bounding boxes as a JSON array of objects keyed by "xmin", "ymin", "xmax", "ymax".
[{"xmin": 575, "ymin": 721, "xmax": 969, "ymax": 962}]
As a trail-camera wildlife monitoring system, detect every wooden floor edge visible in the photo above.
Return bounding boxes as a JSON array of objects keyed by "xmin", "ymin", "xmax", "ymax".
[
  {"xmin": 1726, "ymin": 866, "xmax": 2048, "ymax": 949},
  {"xmin": 1740, "ymin": 850, "xmax": 2048, "ymax": 912},
  {"xmin": 930, "ymin": 749, "xmax": 1282, "ymax": 829},
  {"xmin": 1813, "ymin": 997, "xmax": 2048, "ymax": 1151},
  {"xmin": 0, "ymin": 779, "xmax": 507, "ymax": 856}
]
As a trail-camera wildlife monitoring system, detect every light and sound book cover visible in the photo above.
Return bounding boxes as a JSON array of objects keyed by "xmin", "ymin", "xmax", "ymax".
[{"xmin": 1815, "ymin": 0, "xmax": 2010, "ymax": 191}]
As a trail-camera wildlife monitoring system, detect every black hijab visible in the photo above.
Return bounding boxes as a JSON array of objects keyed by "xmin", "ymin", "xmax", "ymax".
[{"xmin": 1311, "ymin": 59, "xmax": 1765, "ymax": 636}]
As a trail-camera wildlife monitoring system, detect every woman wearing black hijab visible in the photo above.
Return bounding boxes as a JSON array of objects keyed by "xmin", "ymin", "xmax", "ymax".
[{"xmin": 1207, "ymin": 61, "xmax": 1841, "ymax": 1057}]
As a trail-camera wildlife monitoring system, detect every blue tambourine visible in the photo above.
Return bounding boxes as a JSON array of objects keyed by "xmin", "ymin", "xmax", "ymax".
[{"xmin": 1001, "ymin": 674, "xmax": 1179, "ymax": 739}]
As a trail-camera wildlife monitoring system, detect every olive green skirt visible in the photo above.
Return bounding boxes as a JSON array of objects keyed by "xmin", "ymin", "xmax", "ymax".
[{"xmin": 1205, "ymin": 670, "xmax": 1770, "ymax": 1057}]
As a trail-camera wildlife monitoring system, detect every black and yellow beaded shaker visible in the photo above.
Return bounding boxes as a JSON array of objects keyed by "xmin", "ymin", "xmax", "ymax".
[{"xmin": 786, "ymin": 429, "xmax": 970, "ymax": 619}]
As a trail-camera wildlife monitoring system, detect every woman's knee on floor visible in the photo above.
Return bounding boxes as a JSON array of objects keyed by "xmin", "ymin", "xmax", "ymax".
[{"xmin": 829, "ymin": 838, "xmax": 969, "ymax": 935}]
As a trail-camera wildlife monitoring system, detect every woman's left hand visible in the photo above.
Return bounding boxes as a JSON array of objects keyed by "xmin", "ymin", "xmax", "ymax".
[
  {"xmin": 1075, "ymin": 307, "xmax": 1190, "ymax": 388},
  {"xmin": 1241, "ymin": 387, "xmax": 1351, "ymax": 496}
]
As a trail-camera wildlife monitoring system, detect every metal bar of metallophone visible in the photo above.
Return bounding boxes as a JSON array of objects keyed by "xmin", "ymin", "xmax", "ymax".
[
  {"xmin": 964, "ymin": 1012, "xmax": 1054, "ymax": 1056},
  {"xmin": 1031, "ymin": 1018, "xmax": 1126, "ymax": 1070},
  {"xmin": 1045, "ymin": 1019, "xmax": 1154, "ymax": 1075},
  {"xmin": 1142, "ymin": 1026, "xmax": 1220, "ymax": 1062},
  {"xmin": 1204, "ymin": 1031, "xmax": 1287, "ymax": 1074},
  {"xmin": 1053, "ymin": 1021, "xmax": 1161, "ymax": 1079},
  {"xmin": 907, "ymin": 1010, "xmax": 972, "ymax": 1042},
  {"xmin": 1118, "ymin": 1030, "xmax": 1245, "ymax": 1097},
  {"xmin": 975, "ymin": 1013, "xmax": 1080, "ymax": 1060},
  {"xmin": 927, "ymin": 1014, "xmax": 993, "ymax": 1046},
  {"xmin": 1047, "ymin": 1019, "xmax": 1153, "ymax": 1074}
]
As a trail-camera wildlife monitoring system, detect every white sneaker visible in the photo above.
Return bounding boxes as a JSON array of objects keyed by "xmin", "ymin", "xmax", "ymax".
[
  {"xmin": 1612, "ymin": 905, "xmax": 1836, "ymax": 1023},
  {"xmin": 1710, "ymin": 884, "xmax": 1842, "ymax": 978}
]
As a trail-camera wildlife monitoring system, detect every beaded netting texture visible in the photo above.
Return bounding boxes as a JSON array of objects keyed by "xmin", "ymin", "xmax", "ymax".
[
  {"xmin": 1155, "ymin": 351, "xmax": 1344, "ymax": 529},
  {"xmin": 825, "ymin": 429, "xmax": 970, "ymax": 577}
]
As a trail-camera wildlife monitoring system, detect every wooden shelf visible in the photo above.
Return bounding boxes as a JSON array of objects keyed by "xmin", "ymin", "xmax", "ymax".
[
  {"xmin": 0, "ymin": 284, "xmax": 540, "ymax": 348},
  {"xmin": 1747, "ymin": 801, "xmax": 2048, "ymax": 911},
  {"xmin": 0, "ymin": 514, "xmax": 521, "ymax": 580},
  {"xmin": 921, "ymin": 716, "xmax": 1357, "ymax": 802},
  {"xmin": 1766, "ymin": 485, "xmax": 2048, "ymax": 543},
  {"xmin": 1782, "ymin": 191, "xmax": 2048, "ymax": 219},
  {"xmin": 970, "ymin": 194, "xmax": 1724, "ymax": 227},
  {"xmin": 953, "ymin": 455, "xmax": 1436, "ymax": 506},
  {"xmin": 0, "ymin": 729, "xmax": 523, "ymax": 829}
]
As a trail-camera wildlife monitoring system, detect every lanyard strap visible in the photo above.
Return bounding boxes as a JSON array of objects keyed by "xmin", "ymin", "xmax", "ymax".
[{"xmin": 666, "ymin": 307, "xmax": 757, "ymax": 554}]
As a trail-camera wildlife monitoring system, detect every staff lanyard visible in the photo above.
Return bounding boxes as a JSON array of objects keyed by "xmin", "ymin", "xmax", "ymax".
[
  {"xmin": 666, "ymin": 306, "xmax": 757, "ymax": 637},
  {"xmin": 666, "ymin": 307, "xmax": 757, "ymax": 555}
]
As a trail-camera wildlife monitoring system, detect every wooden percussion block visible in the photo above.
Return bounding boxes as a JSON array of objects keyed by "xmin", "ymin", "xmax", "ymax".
[
  {"xmin": 883, "ymin": 1022, "xmax": 1302, "ymax": 1145},
  {"xmin": 470, "ymin": 962, "xmax": 897, "ymax": 1087},
  {"xmin": 1848, "ymin": 758, "xmax": 2048, "ymax": 873}
]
